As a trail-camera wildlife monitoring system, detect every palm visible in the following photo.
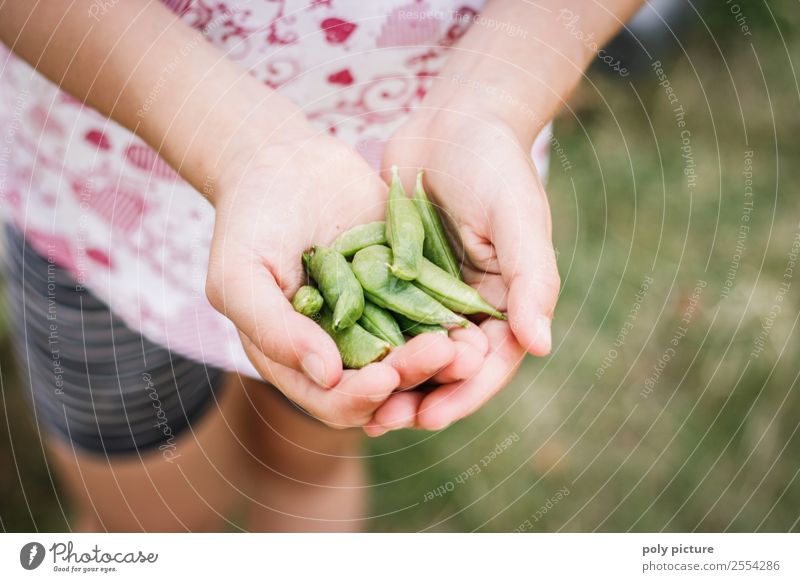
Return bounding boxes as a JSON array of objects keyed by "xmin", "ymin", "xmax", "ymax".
[{"xmin": 214, "ymin": 135, "xmax": 388, "ymax": 293}]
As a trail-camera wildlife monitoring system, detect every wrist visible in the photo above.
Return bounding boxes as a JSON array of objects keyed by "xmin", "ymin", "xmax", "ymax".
[
  {"xmin": 135, "ymin": 58, "xmax": 313, "ymax": 207},
  {"xmin": 416, "ymin": 65, "xmax": 549, "ymax": 147},
  {"xmin": 420, "ymin": 0, "xmax": 631, "ymax": 146},
  {"xmin": 198, "ymin": 97, "xmax": 314, "ymax": 207}
]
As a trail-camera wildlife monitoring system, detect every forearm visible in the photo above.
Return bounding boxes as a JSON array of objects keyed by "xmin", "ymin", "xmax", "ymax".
[
  {"xmin": 428, "ymin": 0, "xmax": 643, "ymax": 142},
  {"xmin": 0, "ymin": 0, "xmax": 308, "ymax": 198}
]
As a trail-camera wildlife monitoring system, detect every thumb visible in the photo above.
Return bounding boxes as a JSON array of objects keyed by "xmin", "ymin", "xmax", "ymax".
[
  {"xmin": 490, "ymin": 161, "xmax": 560, "ymax": 356},
  {"xmin": 205, "ymin": 250, "xmax": 343, "ymax": 387}
]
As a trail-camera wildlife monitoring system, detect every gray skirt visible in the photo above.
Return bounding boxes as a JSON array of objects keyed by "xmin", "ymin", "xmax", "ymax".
[{"xmin": 2, "ymin": 226, "xmax": 225, "ymax": 456}]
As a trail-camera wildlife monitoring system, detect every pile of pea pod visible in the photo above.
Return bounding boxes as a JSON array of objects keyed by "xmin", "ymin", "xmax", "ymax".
[{"xmin": 291, "ymin": 166, "xmax": 506, "ymax": 369}]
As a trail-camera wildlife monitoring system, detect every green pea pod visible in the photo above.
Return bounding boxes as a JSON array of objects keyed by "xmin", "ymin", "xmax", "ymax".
[
  {"xmin": 385, "ymin": 166, "xmax": 425, "ymax": 280},
  {"xmin": 332, "ymin": 222, "xmax": 387, "ymax": 257},
  {"xmin": 414, "ymin": 257, "xmax": 506, "ymax": 320},
  {"xmin": 351, "ymin": 245, "xmax": 467, "ymax": 328},
  {"xmin": 393, "ymin": 312, "xmax": 448, "ymax": 337},
  {"xmin": 317, "ymin": 308, "xmax": 391, "ymax": 369},
  {"xmin": 291, "ymin": 285, "xmax": 324, "ymax": 318},
  {"xmin": 412, "ymin": 170, "xmax": 461, "ymax": 279},
  {"xmin": 307, "ymin": 246, "xmax": 365, "ymax": 330},
  {"xmin": 359, "ymin": 302, "xmax": 406, "ymax": 347}
]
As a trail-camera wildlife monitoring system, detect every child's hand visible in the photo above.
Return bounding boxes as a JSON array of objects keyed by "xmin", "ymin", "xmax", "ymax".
[
  {"xmin": 369, "ymin": 109, "xmax": 560, "ymax": 433},
  {"xmin": 204, "ymin": 129, "xmax": 484, "ymax": 428}
]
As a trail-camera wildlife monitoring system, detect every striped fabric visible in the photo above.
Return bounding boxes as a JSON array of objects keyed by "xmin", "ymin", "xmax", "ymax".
[{"xmin": 2, "ymin": 227, "xmax": 224, "ymax": 456}]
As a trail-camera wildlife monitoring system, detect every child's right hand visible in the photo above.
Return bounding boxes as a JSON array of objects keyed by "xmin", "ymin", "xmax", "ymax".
[{"xmin": 204, "ymin": 128, "xmax": 488, "ymax": 429}]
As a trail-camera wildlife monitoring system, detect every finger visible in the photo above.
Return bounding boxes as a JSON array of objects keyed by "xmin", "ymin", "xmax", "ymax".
[
  {"xmin": 432, "ymin": 340, "xmax": 484, "ymax": 384},
  {"xmin": 416, "ymin": 320, "xmax": 525, "ymax": 431},
  {"xmin": 449, "ymin": 320, "xmax": 490, "ymax": 354},
  {"xmin": 433, "ymin": 323, "xmax": 489, "ymax": 383},
  {"xmin": 207, "ymin": 250, "xmax": 343, "ymax": 388},
  {"xmin": 364, "ymin": 390, "xmax": 425, "ymax": 436},
  {"xmin": 461, "ymin": 271, "xmax": 508, "ymax": 312},
  {"xmin": 490, "ymin": 159, "xmax": 560, "ymax": 356},
  {"xmin": 460, "ymin": 226, "xmax": 501, "ymax": 274},
  {"xmin": 320, "ymin": 363, "xmax": 402, "ymax": 428},
  {"xmin": 363, "ymin": 424, "xmax": 388, "ymax": 438},
  {"xmin": 382, "ymin": 333, "xmax": 457, "ymax": 389},
  {"xmin": 242, "ymin": 334, "xmax": 400, "ymax": 428}
]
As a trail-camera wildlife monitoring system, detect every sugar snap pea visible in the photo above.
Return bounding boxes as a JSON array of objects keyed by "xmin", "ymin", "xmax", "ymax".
[
  {"xmin": 317, "ymin": 307, "xmax": 391, "ymax": 369},
  {"xmin": 412, "ymin": 170, "xmax": 461, "ymax": 279},
  {"xmin": 291, "ymin": 285, "xmax": 324, "ymax": 318},
  {"xmin": 414, "ymin": 257, "xmax": 506, "ymax": 319},
  {"xmin": 359, "ymin": 302, "xmax": 406, "ymax": 347},
  {"xmin": 307, "ymin": 246, "xmax": 364, "ymax": 330},
  {"xmin": 393, "ymin": 312, "xmax": 448, "ymax": 337},
  {"xmin": 385, "ymin": 166, "xmax": 425, "ymax": 280},
  {"xmin": 351, "ymin": 245, "xmax": 467, "ymax": 328},
  {"xmin": 332, "ymin": 221, "xmax": 387, "ymax": 257},
  {"xmin": 362, "ymin": 290, "xmax": 397, "ymax": 314}
]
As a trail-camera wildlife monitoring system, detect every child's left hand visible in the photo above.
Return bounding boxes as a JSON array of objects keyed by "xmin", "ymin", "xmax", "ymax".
[{"xmin": 365, "ymin": 108, "xmax": 560, "ymax": 434}]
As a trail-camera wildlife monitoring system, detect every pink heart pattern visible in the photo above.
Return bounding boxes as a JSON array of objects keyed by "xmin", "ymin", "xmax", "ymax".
[
  {"xmin": 321, "ymin": 18, "xmax": 357, "ymax": 44},
  {"xmin": 327, "ymin": 68, "xmax": 355, "ymax": 86}
]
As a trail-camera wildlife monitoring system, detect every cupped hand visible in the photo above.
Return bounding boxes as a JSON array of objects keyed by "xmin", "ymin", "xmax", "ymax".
[
  {"xmin": 368, "ymin": 108, "xmax": 560, "ymax": 433},
  {"xmin": 204, "ymin": 127, "xmax": 481, "ymax": 428}
]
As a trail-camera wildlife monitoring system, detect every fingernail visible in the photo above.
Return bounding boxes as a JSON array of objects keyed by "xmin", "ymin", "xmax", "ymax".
[
  {"xmin": 428, "ymin": 419, "xmax": 451, "ymax": 431},
  {"xmin": 366, "ymin": 426, "xmax": 388, "ymax": 437},
  {"xmin": 536, "ymin": 315, "xmax": 552, "ymax": 353},
  {"xmin": 301, "ymin": 353, "xmax": 328, "ymax": 387},
  {"xmin": 368, "ymin": 393, "xmax": 388, "ymax": 403}
]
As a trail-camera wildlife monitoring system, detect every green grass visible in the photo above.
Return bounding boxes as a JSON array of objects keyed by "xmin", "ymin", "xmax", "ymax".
[{"xmin": 2, "ymin": 2, "xmax": 799, "ymax": 532}]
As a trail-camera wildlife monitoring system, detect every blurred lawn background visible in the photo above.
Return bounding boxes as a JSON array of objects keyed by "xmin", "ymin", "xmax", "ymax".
[{"xmin": 2, "ymin": 2, "xmax": 799, "ymax": 532}]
